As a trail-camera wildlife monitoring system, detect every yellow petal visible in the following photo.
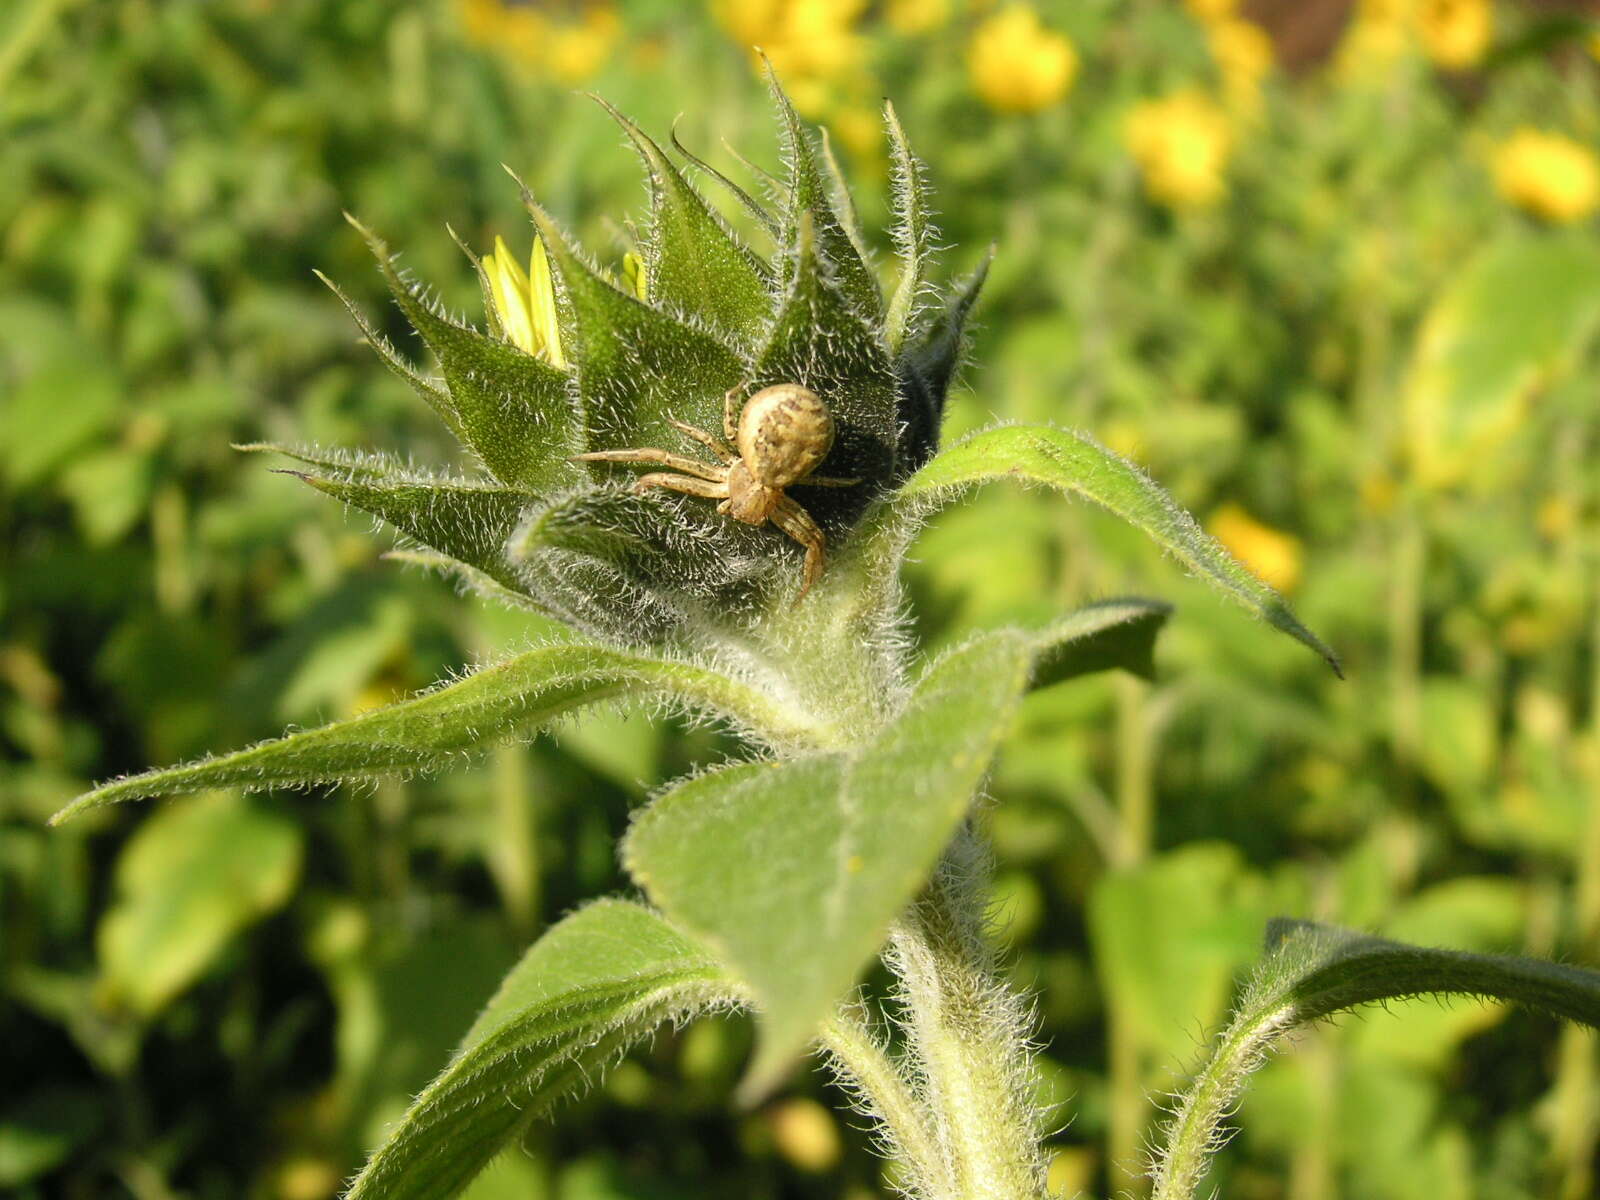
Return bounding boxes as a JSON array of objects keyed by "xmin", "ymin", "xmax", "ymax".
[
  {"xmin": 488, "ymin": 235, "xmax": 537, "ymax": 355},
  {"xmin": 529, "ymin": 236, "xmax": 565, "ymax": 368}
]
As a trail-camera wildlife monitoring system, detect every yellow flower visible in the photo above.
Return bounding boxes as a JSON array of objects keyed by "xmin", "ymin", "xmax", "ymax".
[
  {"xmin": 1416, "ymin": 0, "xmax": 1491, "ymax": 69},
  {"xmin": 481, "ymin": 235, "xmax": 565, "ymax": 367},
  {"xmin": 1183, "ymin": 0, "xmax": 1240, "ymax": 20},
  {"xmin": 709, "ymin": 0, "xmax": 869, "ymax": 118},
  {"xmin": 545, "ymin": 7, "xmax": 622, "ymax": 84},
  {"xmin": 829, "ymin": 105, "xmax": 884, "ymax": 163},
  {"xmin": 767, "ymin": 1097, "xmax": 843, "ymax": 1173},
  {"xmin": 1208, "ymin": 503, "xmax": 1303, "ymax": 593},
  {"xmin": 1207, "ymin": 18, "xmax": 1274, "ymax": 110},
  {"xmin": 1336, "ymin": 0, "xmax": 1412, "ymax": 78},
  {"xmin": 969, "ymin": 5, "xmax": 1078, "ymax": 115},
  {"xmin": 1125, "ymin": 89, "xmax": 1232, "ymax": 210},
  {"xmin": 886, "ymin": 0, "xmax": 950, "ymax": 35},
  {"xmin": 460, "ymin": 0, "xmax": 620, "ymax": 84},
  {"xmin": 1491, "ymin": 129, "xmax": 1600, "ymax": 225}
]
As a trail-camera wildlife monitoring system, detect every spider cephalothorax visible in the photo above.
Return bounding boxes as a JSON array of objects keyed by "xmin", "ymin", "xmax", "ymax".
[{"xmin": 574, "ymin": 384, "xmax": 859, "ymax": 598}]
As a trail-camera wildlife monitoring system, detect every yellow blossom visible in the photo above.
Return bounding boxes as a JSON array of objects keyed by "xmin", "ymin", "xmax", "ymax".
[
  {"xmin": 1208, "ymin": 503, "xmax": 1303, "ymax": 593},
  {"xmin": 969, "ymin": 5, "xmax": 1077, "ymax": 115},
  {"xmin": 546, "ymin": 7, "xmax": 621, "ymax": 84},
  {"xmin": 621, "ymin": 250, "xmax": 649, "ymax": 303},
  {"xmin": 1207, "ymin": 18, "xmax": 1274, "ymax": 110},
  {"xmin": 1491, "ymin": 128, "xmax": 1600, "ymax": 225},
  {"xmin": 459, "ymin": 0, "xmax": 619, "ymax": 84},
  {"xmin": 709, "ymin": 0, "xmax": 870, "ymax": 118},
  {"xmin": 1416, "ymin": 0, "xmax": 1491, "ymax": 69},
  {"xmin": 1183, "ymin": 0, "xmax": 1240, "ymax": 20},
  {"xmin": 482, "ymin": 235, "xmax": 565, "ymax": 367},
  {"xmin": 887, "ymin": 0, "xmax": 950, "ymax": 35},
  {"xmin": 829, "ymin": 106, "xmax": 883, "ymax": 163},
  {"xmin": 1125, "ymin": 89, "xmax": 1233, "ymax": 210},
  {"xmin": 1336, "ymin": 0, "xmax": 1413, "ymax": 78},
  {"xmin": 768, "ymin": 1098, "xmax": 843, "ymax": 1173}
]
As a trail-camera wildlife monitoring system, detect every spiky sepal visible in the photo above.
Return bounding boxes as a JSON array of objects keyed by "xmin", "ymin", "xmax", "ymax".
[{"xmin": 305, "ymin": 77, "xmax": 981, "ymax": 654}]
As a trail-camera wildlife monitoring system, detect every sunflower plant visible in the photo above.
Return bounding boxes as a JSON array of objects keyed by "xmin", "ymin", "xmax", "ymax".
[{"xmin": 52, "ymin": 80, "xmax": 1600, "ymax": 1200}]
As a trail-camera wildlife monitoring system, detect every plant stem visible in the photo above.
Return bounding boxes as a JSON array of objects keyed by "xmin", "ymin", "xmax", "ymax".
[
  {"xmin": 1389, "ymin": 498, "xmax": 1424, "ymax": 793},
  {"xmin": 818, "ymin": 1006, "xmax": 943, "ymax": 1194},
  {"xmin": 1109, "ymin": 673, "xmax": 1155, "ymax": 1197},
  {"xmin": 487, "ymin": 742, "xmax": 541, "ymax": 940},
  {"xmin": 1555, "ymin": 544, "xmax": 1600, "ymax": 1199},
  {"xmin": 885, "ymin": 830, "xmax": 1050, "ymax": 1200}
]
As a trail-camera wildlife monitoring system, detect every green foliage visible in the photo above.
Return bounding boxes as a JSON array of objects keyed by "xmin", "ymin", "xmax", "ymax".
[
  {"xmin": 624, "ymin": 631, "xmax": 1035, "ymax": 1095},
  {"xmin": 96, "ymin": 791, "xmax": 302, "ymax": 1018},
  {"xmin": 10, "ymin": 3, "xmax": 1600, "ymax": 1198},
  {"xmin": 1404, "ymin": 233, "xmax": 1600, "ymax": 488},
  {"xmin": 1153, "ymin": 920, "xmax": 1600, "ymax": 1200},
  {"xmin": 52, "ymin": 642, "xmax": 825, "ymax": 821},
  {"xmin": 893, "ymin": 423, "xmax": 1341, "ymax": 673},
  {"xmin": 347, "ymin": 900, "xmax": 734, "ymax": 1200}
]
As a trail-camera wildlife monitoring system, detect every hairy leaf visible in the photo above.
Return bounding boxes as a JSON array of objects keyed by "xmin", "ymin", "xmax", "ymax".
[
  {"xmin": 883, "ymin": 101, "xmax": 936, "ymax": 356},
  {"xmin": 1029, "ymin": 598, "xmax": 1172, "ymax": 687},
  {"xmin": 286, "ymin": 467, "xmax": 532, "ymax": 599},
  {"xmin": 898, "ymin": 251, "xmax": 991, "ymax": 471},
  {"xmin": 895, "ymin": 424, "xmax": 1342, "ymax": 675},
  {"xmin": 522, "ymin": 194, "xmax": 745, "ymax": 458},
  {"xmin": 595, "ymin": 99, "xmax": 771, "ymax": 347},
  {"xmin": 52, "ymin": 643, "xmax": 820, "ymax": 822},
  {"xmin": 623, "ymin": 630, "xmax": 1034, "ymax": 1096},
  {"xmin": 767, "ymin": 69, "xmax": 882, "ymax": 321},
  {"xmin": 1153, "ymin": 919, "xmax": 1600, "ymax": 1200},
  {"xmin": 96, "ymin": 792, "xmax": 301, "ymax": 1018},
  {"xmin": 348, "ymin": 218, "xmax": 579, "ymax": 490},
  {"xmin": 346, "ymin": 900, "xmax": 735, "ymax": 1200},
  {"xmin": 756, "ymin": 214, "xmax": 899, "ymax": 529},
  {"xmin": 316, "ymin": 272, "xmax": 463, "ymax": 442},
  {"xmin": 509, "ymin": 486, "xmax": 785, "ymax": 644},
  {"xmin": 669, "ymin": 123, "xmax": 783, "ymax": 241}
]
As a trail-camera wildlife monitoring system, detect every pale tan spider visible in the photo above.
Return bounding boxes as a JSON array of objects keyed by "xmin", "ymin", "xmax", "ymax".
[{"xmin": 573, "ymin": 383, "xmax": 858, "ymax": 598}]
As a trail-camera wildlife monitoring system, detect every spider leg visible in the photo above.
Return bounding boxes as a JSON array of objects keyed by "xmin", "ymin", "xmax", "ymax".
[
  {"xmin": 667, "ymin": 417, "xmax": 735, "ymax": 463},
  {"xmin": 572, "ymin": 447, "xmax": 725, "ymax": 483},
  {"xmin": 722, "ymin": 384, "xmax": 746, "ymax": 447},
  {"xmin": 631, "ymin": 472, "xmax": 729, "ymax": 501},
  {"xmin": 770, "ymin": 495, "xmax": 827, "ymax": 601},
  {"xmin": 796, "ymin": 475, "xmax": 860, "ymax": 488}
]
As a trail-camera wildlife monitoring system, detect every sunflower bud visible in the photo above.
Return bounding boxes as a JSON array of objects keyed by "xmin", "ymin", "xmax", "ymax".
[{"xmin": 305, "ymin": 77, "xmax": 985, "ymax": 651}]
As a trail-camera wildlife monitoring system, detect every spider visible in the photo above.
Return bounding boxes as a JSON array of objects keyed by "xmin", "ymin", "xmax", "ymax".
[{"xmin": 573, "ymin": 383, "xmax": 859, "ymax": 599}]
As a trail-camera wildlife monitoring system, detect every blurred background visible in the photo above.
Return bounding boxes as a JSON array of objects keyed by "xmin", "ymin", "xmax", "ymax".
[{"xmin": 6, "ymin": 0, "xmax": 1600, "ymax": 1196}]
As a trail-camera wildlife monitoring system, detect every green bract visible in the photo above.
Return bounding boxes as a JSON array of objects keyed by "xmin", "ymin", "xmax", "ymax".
[
  {"xmin": 55, "ymin": 79, "xmax": 1352, "ymax": 1200},
  {"xmin": 299, "ymin": 83, "xmax": 983, "ymax": 651}
]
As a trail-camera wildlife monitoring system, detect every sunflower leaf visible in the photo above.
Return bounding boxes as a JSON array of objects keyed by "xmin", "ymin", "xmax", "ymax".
[
  {"xmin": 345, "ymin": 900, "xmax": 736, "ymax": 1200},
  {"xmin": 623, "ymin": 629, "xmax": 1034, "ymax": 1097},
  {"xmin": 285, "ymin": 465, "xmax": 533, "ymax": 599},
  {"xmin": 767, "ymin": 68, "xmax": 883, "ymax": 322},
  {"xmin": 348, "ymin": 217, "xmax": 579, "ymax": 490},
  {"xmin": 53, "ymin": 639, "xmax": 828, "ymax": 823},
  {"xmin": 594, "ymin": 99, "xmax": 772, "ymax": 348},
  {"xmin": 522, "ymin": 196, "xmax": 746, "ymax": 458},
  {"xmin": 893, "ymin": 424, "xmax": 1342, "ymax": 675},
  {"xmin": 884, "ymin": 100, "xmax": 937, "ymax": 356},
  {"xmin": 756, "ymin": 214, "xmax": 900, "ymax": 529},
  {"xmin": 509, "ymin": 486, "xmax": 785, "ymax": 645}
]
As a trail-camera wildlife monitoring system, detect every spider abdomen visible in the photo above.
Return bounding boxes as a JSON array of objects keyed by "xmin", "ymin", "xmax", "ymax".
[{"xmin": 737, "ymin": 384, "xmax": 835, "ymax": 489}]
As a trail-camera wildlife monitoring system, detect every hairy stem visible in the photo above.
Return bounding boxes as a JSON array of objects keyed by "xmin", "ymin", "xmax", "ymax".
[
  {"xmin": 1152, "ymin": 922, "xmax": 1600, "ymax": 1200},
  {"xmin": 886, "ymin": 830, "xmax": 1050, "ymax": 1200},
  {"xmin": 1109, "ymin": 674, "xmax": 1155, "ymax": 1196},
  {"xmin": 817, "ymin": 1005, "xmax": 944, "ymax": 1196}
]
